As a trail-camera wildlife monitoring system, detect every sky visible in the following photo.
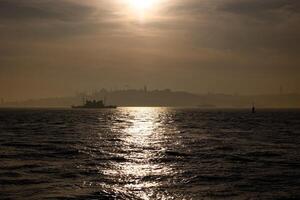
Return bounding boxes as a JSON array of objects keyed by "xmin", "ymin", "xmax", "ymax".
[{"xmin": 0, "ymin": 0, "xmax": 300, "ymax": 100}]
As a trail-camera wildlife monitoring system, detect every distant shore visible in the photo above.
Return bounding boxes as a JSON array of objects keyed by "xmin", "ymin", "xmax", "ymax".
[{"xmin": 2, "ymin": 89, "xmax": 300, "ymax": 108}]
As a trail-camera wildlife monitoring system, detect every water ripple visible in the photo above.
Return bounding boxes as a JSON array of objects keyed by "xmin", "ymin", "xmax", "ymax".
[{"xmin": 0, "ymin": 108, "xmax": 300, "ymax": 199}]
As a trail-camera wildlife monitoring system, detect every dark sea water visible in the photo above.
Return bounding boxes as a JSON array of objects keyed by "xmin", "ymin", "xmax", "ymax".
[{"xmin": 0, "ymin": 108, "xmax": 300, "ymax": 200}]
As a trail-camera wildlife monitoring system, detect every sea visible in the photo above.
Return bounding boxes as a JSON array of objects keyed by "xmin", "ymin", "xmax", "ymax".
[{"xmin": 0, "ymin": 108, "xmax": 300, "ymax": 200}]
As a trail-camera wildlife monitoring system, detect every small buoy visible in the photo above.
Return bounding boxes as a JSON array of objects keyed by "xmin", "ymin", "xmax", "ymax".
[{"xmin": 252, "ymin": 103, "xmax": 256, "ymax": 113}]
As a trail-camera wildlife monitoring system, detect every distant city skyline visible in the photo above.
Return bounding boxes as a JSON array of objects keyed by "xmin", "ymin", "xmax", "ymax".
[
  {"xmin": 1, "ymin": 84, "xmax": 299, "ymax": 102},
  {"xmin": 2, "ymin": 87, "xmax": 300, "ymax": 108}
]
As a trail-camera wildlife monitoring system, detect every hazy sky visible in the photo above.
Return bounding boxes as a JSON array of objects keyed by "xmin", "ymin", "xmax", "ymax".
[{"xmin": 1, "ymin": 0, "xmax": 300, "ymax": 100}]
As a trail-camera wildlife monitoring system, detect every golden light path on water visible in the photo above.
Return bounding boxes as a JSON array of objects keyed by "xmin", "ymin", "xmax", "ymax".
[{"xmin": 101, "ymin": 107, "xmax": 181, "ymax": 199}]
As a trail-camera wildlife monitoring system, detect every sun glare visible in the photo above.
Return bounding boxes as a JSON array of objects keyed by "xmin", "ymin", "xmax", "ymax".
[
  {"xmin": 119, "ymin": 0, "xmax": 163, "ymax": 22},
  {"xmin": 124, "ymin": 0, "xmax": 162, "ymax": 21},
  {"xmin": 128, "ymin": 0, "xmax": 158, "ymax": 11}
]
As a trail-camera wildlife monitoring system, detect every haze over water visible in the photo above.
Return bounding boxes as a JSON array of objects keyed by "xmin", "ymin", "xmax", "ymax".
[
  {"xmin": 1, "ymin": 108, "xmax": 300, "ymax": 199},
  {"xmin": 1, "ymin": 1, "xmax": 300, "ymax": 199},
  {"xmin": 1, "ymin": 0, "xmax": 300, "ymax": 100}
]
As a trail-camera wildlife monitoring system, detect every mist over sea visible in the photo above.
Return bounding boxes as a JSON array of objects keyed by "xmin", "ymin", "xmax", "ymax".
[{"xmin": 1, "ymin": 108, "xmax": 300, "ymax": 199}]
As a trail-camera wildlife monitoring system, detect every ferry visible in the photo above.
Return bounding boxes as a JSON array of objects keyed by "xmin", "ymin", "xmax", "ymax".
[{"xmin": 72, "ymin": 100, "xmax": 117, "ymax": 109}]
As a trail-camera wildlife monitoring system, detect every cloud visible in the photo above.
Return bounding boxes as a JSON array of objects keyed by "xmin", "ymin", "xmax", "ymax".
[
  {"xmin": 0, "ymin": 0, "xmax": 124, "ymax": 40},
  {"xmin": 0, "ymin": 0, "xmax": 299, "ymax": 99},
  {"xmin": 0, "ymin": 0, "xmax": 96, "ymax": 21},
  {"xmin": 220, "ymin": 0, "xmax": 300, "ymax": 17},
  {"xmin": 149, "ymin": 0, "xmax": 300, "ymax": 54}
]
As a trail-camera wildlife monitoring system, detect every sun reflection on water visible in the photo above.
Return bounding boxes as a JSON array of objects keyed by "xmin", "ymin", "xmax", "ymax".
[
  {"xmin": 102, "ymin": 107, "xmax": 179, "ymax": 199},
  {"xmin": 124, "ymin": 107, "xmax": 164, "ymax": 145}
]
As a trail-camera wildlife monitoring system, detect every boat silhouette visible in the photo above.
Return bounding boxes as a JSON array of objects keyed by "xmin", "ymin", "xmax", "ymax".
[{"xmin": 72, "ymin": 100, "xmax": 117, "ymax": 109}]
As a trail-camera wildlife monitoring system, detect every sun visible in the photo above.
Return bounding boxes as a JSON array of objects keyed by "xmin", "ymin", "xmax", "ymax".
[
  {"xmin": 120, "ymin": 0, "xmax": 162, "ymax": 22},
  {"xmin": 128, "ymin": 0, "xmax": 158, "ymax": 11}
]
